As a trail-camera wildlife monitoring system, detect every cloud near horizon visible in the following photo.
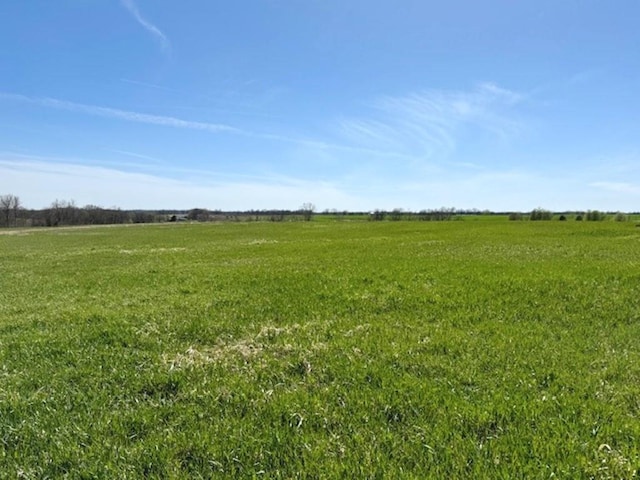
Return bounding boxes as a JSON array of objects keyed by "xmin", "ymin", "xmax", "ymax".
[
  {"xmin": 4, "ymin": 153, "xmax": 633, "ymax": 213},
  {"xmin": 590, "ymin": 181, "xmax": 640, "ymax": 196},
  {"xmin": 0, "ymin": 156, "xmax": 360, "ymax": 211}
]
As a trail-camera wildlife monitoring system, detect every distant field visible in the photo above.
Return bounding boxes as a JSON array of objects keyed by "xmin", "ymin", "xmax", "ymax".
[{"xmin": 1, "ymin": 219, "xmax": 640, "ymax": 478}]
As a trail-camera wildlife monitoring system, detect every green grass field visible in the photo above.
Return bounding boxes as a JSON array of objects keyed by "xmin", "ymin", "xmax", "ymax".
[{"xmin": 2, "ymin": 219, "xmax": 640, "ymax": 478}]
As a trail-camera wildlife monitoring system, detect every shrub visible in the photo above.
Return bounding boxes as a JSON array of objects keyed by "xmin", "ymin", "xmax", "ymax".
[
  {"xmin": 530, "ymin": 208, "xmax": 553, "ymax": 221},
  {"xmin": 369, "ymin": 210, "xmax": 386, "ymax": 221},
  {"xmin": 508, "ymin": 212, "xmax": 523, "ymax": 221},
  {"xmin": 390, "ymin": 208, "xmax": 404, "ymax": 221},
  {"xmin": 586, "ymin": 210, "xmax": 605, "ymax": 221}
]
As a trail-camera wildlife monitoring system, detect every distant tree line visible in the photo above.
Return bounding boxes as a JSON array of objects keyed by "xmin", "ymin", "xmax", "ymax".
[
  {"xmin": 0, "ymin": 195, "xmax": 160, "ymax": 227},
  {"xmin": 507, "ymin": 209, "xmax": 631, "ymax": 222},
  {"xmin": 0, "ymin": 196, "xmax": 321, "ymax": 227},
  {"xmin": 369, "ymin": 207, "xmax": 461, "ymax": 221},
  {"xmin": 0, "ymin": 193, "xmax": 635, "ymax": 228}
]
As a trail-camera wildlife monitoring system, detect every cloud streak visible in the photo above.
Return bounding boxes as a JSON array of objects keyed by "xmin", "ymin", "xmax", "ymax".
[
  {"xmin": 338, "ymin": 83, "xmax": 525, "ymax": 161},
  {"xmin": 590, "ymin": 181, "xmax": 640, "ymax": 195},
  {"xmin": 0, "ymin": 92, "xmax": 242, "ymax": 134},
  {"xmin": 120, "ymin": 0, "xmax": 171, "ymax": 53}
]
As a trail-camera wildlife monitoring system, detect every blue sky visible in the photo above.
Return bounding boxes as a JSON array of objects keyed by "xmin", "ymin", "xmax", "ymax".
[{"xmin": 1, "ymin": 1, "xmax": 639, "ymax": 211}]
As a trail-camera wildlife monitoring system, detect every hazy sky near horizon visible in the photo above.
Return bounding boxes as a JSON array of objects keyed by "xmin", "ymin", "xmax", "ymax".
[{"xmin": 1, "ymin": 1, "xmax": 639, "ymax": 211}]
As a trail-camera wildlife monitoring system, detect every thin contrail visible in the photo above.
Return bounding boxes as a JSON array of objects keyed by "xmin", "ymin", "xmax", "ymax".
[
  {"xmin": 0, "ymin": 92, "xmax": 239, "ymax": 134},
  {"xmin": 120, "ymin": 0, "xmax": 171, "ymax": 53}
]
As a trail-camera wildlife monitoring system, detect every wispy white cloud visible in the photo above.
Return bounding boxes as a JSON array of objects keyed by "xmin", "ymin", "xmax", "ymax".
[
  {"xmin": 120, "ymin": 78, "xmax": 179, "ymax": 92},
  {"xmin": 0, "ymin": 151, "xmax": 295, "ymax": 185},
  {"xmin": 0, "ymin": 151, "xmax": 164, "ymax": 177},
  {"xmin": 338, "ymin": 83, "xmax": 525, "ymax": 161},
  {"xmin": 0, "ymin": 92, "xmax": 242, "ymax": 134},
  {"xmin": 590, "ymin": 181, "xmax": 640, "ymax": 195},
  {"xmin": 120, "ymin": 78, "xmax": 289, "ymax": 120},
  {"xmin": 109, "ymin": 149, "xmax": 166, "ymax": 165},
  {"xmin": 0, "ymin": 156, "xmax": 358, "ymax": 210},
  {"xmin": 120, "ymin": 0, "xmax": 171, "ymax": 54},
  {"xmin": 477, "ymin": 82, "xmax": 524, "ymax": 105}
]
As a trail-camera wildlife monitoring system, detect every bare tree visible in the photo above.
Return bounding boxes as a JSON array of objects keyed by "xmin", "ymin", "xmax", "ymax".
[
  {"xmin": 46, "ymin": 199, "xmax": 78, "ymax": 226},
  {"xmin": 0, "ymin": 194, "xmax": 20, "ymax": 227},
  {"xmin": 300, "ymin": 203, "xmax": 316, "ymax": 221},
  {"xmin": 390, "ymin": 208, "xmax": 404, "ymax": 221},
  {"xmin": 47, "ymin": 199, "xmax": 64, "ymax": 226}
]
